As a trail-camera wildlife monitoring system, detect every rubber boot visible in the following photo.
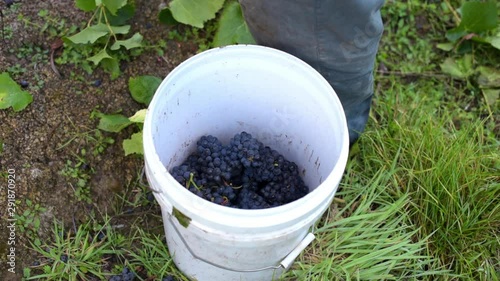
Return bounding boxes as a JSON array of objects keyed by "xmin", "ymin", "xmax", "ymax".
[{"xmin": 239, "ymin": 0, "xmax": 385, "ymax": 144}]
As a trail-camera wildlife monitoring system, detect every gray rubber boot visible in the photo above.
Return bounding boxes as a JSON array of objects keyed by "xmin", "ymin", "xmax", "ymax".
[{"xmin": 239, "ymin": 0, "xmax": 385, "ymax": 144}]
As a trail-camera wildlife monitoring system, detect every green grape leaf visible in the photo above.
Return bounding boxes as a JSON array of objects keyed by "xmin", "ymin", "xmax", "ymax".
[
  {"xmin": 440, "ymin": 55, "xmax": 473, "ymax": 79},
  {"xmin": 482, "ymin": 89, "xmax": 499, "ymax": 108},
  {"xmin": 477, "ymin": 66, "xmax": 500, "ymax": 88},
  {"xmin": 460, "ymin": 1, "xmax": 498, "ymax": 33},
  {"xmin": 87, "ymin": 49, "xmax": 112, "ymax": 65},
  {"xmin": 129, "ymin": 76, "xmax": 162, "ymax": 105},
  {"xmin": 440, "ymin": 58, "xmax": 465, "ymax": 78},
  {"xmin": 96, "ymin": 113, "xmax": 133, "ymax": 132},
  {"xmin": 111, "ymin": 32, "xmax": 143, "ymax": 50},
  {"xmin": 486, "ymin": 36, "xmax": 500, "ymax": 50},
  {"xmin": 107, "ymin": 4, "xmax": 135, "ymax": 25},
  {"xmin": 66, "ymin": 23, "xmax": 109, "ymax": 44},
  {"xmin": 102, "ymin": 0, "xmax": 127, "ymax": 15},
  {"xmin": 0, "ymin": 72, "xmax": 33, "ymax": 112},
  {"xmin": 213, "ymin": 1, "xmax": 255, "ymax": 47},
  {"xmin": 108, "ymin": 24, "xmax": 130, "ymax": 35},
  {"xmin": 100, "ymin": 57, "xmax": 121, "ymax": 80},
  {"xmin": 168, "ymin": 0, "xmax": 225, "ymax": 28},
  {"xmin": 173, "ymin": 207, "xmax": 191, "ymax": 228},
  {"xmin": 158, "ymin": 8, "xmax": 177, "ymax": 25},
  {"xmin": 123, "ymin": 131, "xmax": 143, "ymax": 156},
  {"xmin": 445, "ymin": 25, "xmax": 467, "ymax": 42},
  {"xmin": 436, "ymin": 42, "xmax": 454, "ymax": 51},
  {"xmin": 129, "ymin": 109, "xmax": 147, "ymax": 123},
  {"xmin": 75, "ymin": 0, "xmax": 96, "ymax": 12}
]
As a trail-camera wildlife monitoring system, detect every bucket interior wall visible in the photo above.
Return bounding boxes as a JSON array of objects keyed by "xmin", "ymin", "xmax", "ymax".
[{"xmin": 150, "ymin": 50, "xmax": 346, "ymax": 190}]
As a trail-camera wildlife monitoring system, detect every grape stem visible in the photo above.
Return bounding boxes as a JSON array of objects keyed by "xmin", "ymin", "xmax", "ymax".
[{"xmin": 186, "ymin": 173, "xmax": 201, "ymax": 191}]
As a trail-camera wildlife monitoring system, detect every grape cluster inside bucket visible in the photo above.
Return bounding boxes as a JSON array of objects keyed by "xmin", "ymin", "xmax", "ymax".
[{"xmin": 170, "ymin": 132, "xmax": 309, "ymax": 209}]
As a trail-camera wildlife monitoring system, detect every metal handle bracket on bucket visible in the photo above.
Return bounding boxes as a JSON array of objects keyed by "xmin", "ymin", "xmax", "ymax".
[{"xmin": 168, "ymin": 214, "xmax": 316, "ymax": 273}]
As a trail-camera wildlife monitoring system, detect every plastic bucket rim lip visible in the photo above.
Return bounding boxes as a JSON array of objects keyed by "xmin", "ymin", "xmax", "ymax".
[{"xmin": 143, "ymin": 44, "xmax": 349, "ymax": 223}]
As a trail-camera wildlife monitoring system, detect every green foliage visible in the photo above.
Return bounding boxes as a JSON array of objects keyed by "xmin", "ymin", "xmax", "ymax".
[
  {"xmin": 95, "ymin": 112, "xmax": 133, "ymax": 133},
  {"xmin": 0, "ymin": 72, "xmax": 33, "ymax": 112},
  {"xmin": 123, "ymin": 131, "xmax": 143, "ymax": 156},
  {"xmin": 96, "ymin": 76, "xmax": 160, "ymax": 156},
  {"xmin": 129, "ymin": 75, "xmax": 162, "ymax": 105},
  {"xmin": 17, "ymin": 9, "xmax": 75, "ymax": 39},
  {"xmin": 283, "ymin": 178, "xmax": 444, "ymax": 280},
  {"xmin": 379, "ymin": 1, "xmax": 441, "ymax": 73},
  {"xmin": 25, "ymin": 218, "xmax": 126, "ymax": 280},
  {"xmin": 126, "ymin": 229, "xmax": 182, "ymax": 280},
  {"xmin": 59, "ymin": 149, "xmax": 93, "ymax": 203},
  {"xmin": 440, "ymin": 0, "xmax": 499, "ymax": 51},
  {"xmin": 355, "ymin": 78, "xmax": 500, "ymax": 280},
  {"xmin": 159, "ymin": 0, "xmax": 225, "ymax": 28},
  {"xmin": 65, "ymin": 0, "xmax": 143, "ymax": 79},
  {"xmin": 15, "ymin": 199, "xmax": 47, "ymax": 241},
  {"xmin": 159, "ymin": 0, "xmax": 254, "ymax": 47},
  {"xmin": 438, "ymin": 1, "xmax": 500, "ymax": 115},
  {"xmin": 213, "ymin": 1, "xmax": 256, "ymax": 47},
  {"xmin": 5, "ymin": 43, "xmax": 49, "ymax": 91}
]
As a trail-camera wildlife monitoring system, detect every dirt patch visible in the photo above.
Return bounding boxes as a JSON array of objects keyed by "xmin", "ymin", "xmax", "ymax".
[{"xmin": 0, "ymin": 1, "xmax": 197, "ymax": 279}]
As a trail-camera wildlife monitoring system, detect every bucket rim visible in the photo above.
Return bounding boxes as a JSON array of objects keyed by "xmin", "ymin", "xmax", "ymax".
[{"xmin": 143, "ymin": 44, "xmax": 349, "ymax": 229}]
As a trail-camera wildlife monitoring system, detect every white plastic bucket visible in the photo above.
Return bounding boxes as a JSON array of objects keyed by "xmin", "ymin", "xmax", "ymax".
[{"xmin": 143, "ymin": 45, "xmax": 349, "ymax": 281}]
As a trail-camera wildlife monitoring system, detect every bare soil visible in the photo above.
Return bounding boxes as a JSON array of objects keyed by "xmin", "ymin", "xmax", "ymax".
[{"xmin": 0, "ymin": 1, "xmax": 197, "ymax": 279}]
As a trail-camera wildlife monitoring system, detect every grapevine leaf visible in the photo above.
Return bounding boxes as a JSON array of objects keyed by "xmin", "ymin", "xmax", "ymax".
[
  {"xmin": 75, "ymin": 0, "xmax": 96, "ymax": 12},
  {"xmin": 129, "ymin": 76, "xmax": 162, "ymax": 105},
  {"xmin": 436, "ymin": 42, "xmax": 454, "ymax": 51},
  {"xmin": 173, "ymin": 207, "xmax": 191, "ymax": 227},
  {"xmin": 460, "ymin": 1, "xmax": 498, "ymax": 33},
  {"xmin": 109, "ymin": 25, "xmax": 130, "ymax": 35},
  {"xmin": 0, "ymin": 72, "xmax": 33, "ymax": 112},
  {"xmin": 123, "ymin": 131, "xmax": 143, "ymax": 156},
  {"xmin": 87, "ymin": 49, "xmax": 112, "ymax": 65},
  {"xmin": 102, "ymin": 0, "xmax": 127, "ymax": 15},
  {"xmin": 129, "ymin": 109, "xmax": 147, "ymax": 123},
  {"xmin": 158, "ymin": 8, "xmax": 177, "ymax": 25},
  {"xmin": 66, "ymin": 23, "xmax": 109, "ymax": 44},
  {"xmin": 440, "ymin": 58, "xmax": 465, "ymax": 78},
  {"xmin": 482, "ymin": 89, "xmax": 499, "ymax": 108},
  {"xmin": 111, "ymin": 33, "xmax": 143, "ymax": 50},
  {"xmin": 213, "ymin": 1, "xmax": 255, "ymax": 47},
  {"xmin": 106, "ymin": 4, "xmax": 135, "ymax": 25},
  {"xmin": 486, "ymin": 36, "xmax": 500, "ymax": 50},
  {"xmin": 100, "ymin": 57, "xmax": 121, "ymax": 80},
  {"xmin": 168, "ymin": 0, "xmax": 225, "ymax": 28},
  {"xmin": 445, "ymin": 25, "xmax": 466, "ymax": 42},
  {"xmin": 96, "ymin": 113, "xmax": 133, "ymax": 132},
  {"xmin": 477, "ymin": 66, "xmax": 500, "ymax": 88}
]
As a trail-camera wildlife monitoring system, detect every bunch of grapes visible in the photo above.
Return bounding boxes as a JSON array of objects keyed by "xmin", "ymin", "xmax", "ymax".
[{"xmin": 170, "ymin": 132, "xmax": 309, "ymax": 209}]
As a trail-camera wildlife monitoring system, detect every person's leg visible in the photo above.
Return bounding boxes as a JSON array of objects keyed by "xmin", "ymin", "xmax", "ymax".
[{"xmin": 239, "ymin": 0, "xmax": 385, "ymax": 145}]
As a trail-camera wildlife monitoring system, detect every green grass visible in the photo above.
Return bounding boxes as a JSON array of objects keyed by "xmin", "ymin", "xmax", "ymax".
[
  {"xmin": 126, "ymin": 229, "xmax": 187, "ymax": 280},
  {"xmin": 25, "ymin": 218, "xmax": 127, "ymax": 280},
  {"xmin": 22, "ymin": 0, "xmax": 499, "ymax": 280},
  {"xmin": 365, "ymin": 94, "xmax": 499, "ymax": 279}
]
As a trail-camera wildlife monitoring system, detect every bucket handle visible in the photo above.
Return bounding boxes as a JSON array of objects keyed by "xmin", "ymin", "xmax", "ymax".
[{"xmin": 168, "ymin": 213, "xmax": 316, "ymax": 272}]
